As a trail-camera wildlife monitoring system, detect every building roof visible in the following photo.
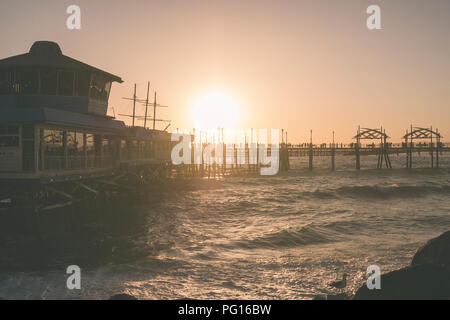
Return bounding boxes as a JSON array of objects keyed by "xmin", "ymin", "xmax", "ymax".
[
  {"xmin": 0, "ymin": 105, "xmax": 126, "ymax": 132},
  {"xmin": 0, "ymin": 41, "xmax": 123, "ymax": 83}
]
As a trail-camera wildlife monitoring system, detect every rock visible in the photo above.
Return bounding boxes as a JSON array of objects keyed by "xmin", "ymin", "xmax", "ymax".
[
  {"xmin": 412, "ymin": 231, "xmax": 450, "ymax": 267},
  {"xmin": 313, "ymin": 293, "xmax": 350, "ymax": 300},
  {"xmin": 325, "ymin": 293, "xmax": 350, "ymax": 300},
  {"xmin": 354, "ymin": 264, "xmax": 450, "ymax": 300},
  {"xmin": 109, "ymin": 293, "xmax": 138, "ymax": 300}
]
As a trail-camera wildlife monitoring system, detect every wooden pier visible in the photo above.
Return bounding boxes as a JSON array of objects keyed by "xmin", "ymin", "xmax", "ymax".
[{"xmin": 287, "ymin": 126, "xmax": 448, "ymax": 170}]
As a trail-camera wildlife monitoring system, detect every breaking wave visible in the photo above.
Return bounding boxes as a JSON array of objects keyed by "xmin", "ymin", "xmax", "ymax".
[{"xmin": 303, "ymin": 184, "xmax": 450, "ymax": 200}]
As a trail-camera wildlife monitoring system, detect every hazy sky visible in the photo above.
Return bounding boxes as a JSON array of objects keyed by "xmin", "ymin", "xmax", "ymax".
[{"xmin": 1, "ymin": 0, "xmax": 449, "ymax": 142}]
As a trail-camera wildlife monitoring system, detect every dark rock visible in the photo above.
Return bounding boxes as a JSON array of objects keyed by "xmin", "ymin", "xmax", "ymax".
[
  {"xmin": 313, "ymin": 293, "xmax": 350, "ymax": 300},
  {"xmin": 412, "ymin": 231, "xmax": 450, "ymax": 267},
  {"xmin": 109, "ymin": 293, "xmax": 138, "ymax": 300},
  {"xmin": 354, "ymin": 264, "xmax": 450, "ymax": 300},
  {"xmin": 326, "ymin": 293, "xmax": 350, "ymax": 300}
]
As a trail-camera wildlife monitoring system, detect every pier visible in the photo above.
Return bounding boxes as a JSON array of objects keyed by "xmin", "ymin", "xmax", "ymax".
[{"xmin": 287, "ymin": 126, "xmax": 448, "ymax": 171}]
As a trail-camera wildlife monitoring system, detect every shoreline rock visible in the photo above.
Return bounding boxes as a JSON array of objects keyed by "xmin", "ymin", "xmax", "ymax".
[
  {"xmin": 354, "ymin": 230, "xmax": 450, "ymax": 300},
  {"xmin": 412, "ymin": 231, "xmax": 450, "ymax": 267},
  {"xmin": 109, "ymin": 293, "xmax": 138, "ymax": 300}
]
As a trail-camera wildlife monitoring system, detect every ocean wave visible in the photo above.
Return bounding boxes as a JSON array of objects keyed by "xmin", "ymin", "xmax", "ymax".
[
  {"xmin": 301, "ymin": 184, "xmax": 450, "ymax": 200},
  {"xmin": 227, "ymin": 224, "xmax": 336, "ymax": 250}
]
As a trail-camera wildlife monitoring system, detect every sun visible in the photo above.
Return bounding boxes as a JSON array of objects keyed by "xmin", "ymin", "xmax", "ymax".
[{"xmin": 191, "ymin": 90, "xmax": 240, "ymax": 131}]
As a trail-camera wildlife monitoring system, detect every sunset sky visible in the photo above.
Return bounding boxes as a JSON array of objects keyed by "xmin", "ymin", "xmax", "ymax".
[{"xmin": 1, "ymin": 0, "xmax": 449, "ymax": 142}]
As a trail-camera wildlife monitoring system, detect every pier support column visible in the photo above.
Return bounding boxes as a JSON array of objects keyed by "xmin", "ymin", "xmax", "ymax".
[
  {"xmin": 355, "ymin": 127, "xmax": 361, "ymax": 170},
  {"xmin": 405, "ymin": 133, "xmax": 409, "ymax": 169},
  {"xmin": 436, "ymin": 129, "xmax": 440, "ymax": 168},
  {"xmin": 430, "ymin": 126, "xmax": 435, "ymax": 169},
  {"xmin": 331, "ymin": 146, "xmax": 335, "ymax": 171},
  {"xmin": 309, "ymin": 130, "xmax": 313, "ymax": 171},
  {"xmin": 331, "ymin": 132, "xmax": 335, "ymax": 171}
]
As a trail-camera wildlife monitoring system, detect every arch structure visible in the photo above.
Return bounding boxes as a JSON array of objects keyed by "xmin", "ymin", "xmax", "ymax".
[
  {"xmin": 354, "ymin": 128, "xmax": 389, "ymax": 141},
  {"xmin": 402, "ymin": 127, "xmax": 442, "ymax": 140},
  {"xmin": 353, "ymin": 127, "xmax": 391, "ymax": 169},
  {"xmin": 403, "ymin": 127, "xmax": 442, "ymax": 169}
]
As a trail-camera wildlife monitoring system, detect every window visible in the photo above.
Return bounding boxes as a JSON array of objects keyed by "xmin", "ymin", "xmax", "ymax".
[
  {"xmin": 86, "ymin": 133, "xmax": 95, "ymax": 168},
  {"xmin": 120, "ymin": 139, "xmax": 129, "ymax": 160},
  {"xmin": 58, "ymin": 70, "xmax": 74, "ymax": 96},
  {"xmin": 43, "ymin": 129, "xmax": 65, "ymax": 170},
  {"xmin": 103, "ymin": 137, "xmax": 115, "ymax": 166},
  {"xmin": 0, "ymin": 125, "xmax": 19, "ymax": 135},
  {"xmin": 43, "ymin": 129, "xmax": 64, "ymax": 155},
  {"xmin": 75, "ymin": 71, "xmax": 90, "ymax": 97},
  {"xmin": 19, "ymin": 69, "xmax": 39, "ymax": 94},
  {"xmin": 90, "ymin": 74, "xmax": 111, "ymax": 102},
  {"xmin": 94, "ymin": 134, "xmax": 102, "ymax": 167},
  {"xmin": 0, "ymin": 136, "xmax": 19, "ymax": 147},
  {"xmin": 67, "ymin": 131, "xmax": 85, "ymax": 154},
  {"xmin": 86, "ymin": 134, "xmax": 103, "ymax": 167},
  {"xmin": 22, "ymin": 125, "xmax": 35, "ymax": 172},
  {"xmin": 0, "ymin": 69, "xmax": 13, "ymax": 94},
  {"xmin": 0, "ymin": 125, "xmax": 19, "ymax": 147},
  {"xmin": 131, "ymin": 140, "xmax": 139, "ymax": 159},
  {"xmin": 40, "ymin": 68, "xmax": 57, "ymax": 95},
  {"xmin": 67, "ymin": 131, "xmax": 85, "ymax": 169}
]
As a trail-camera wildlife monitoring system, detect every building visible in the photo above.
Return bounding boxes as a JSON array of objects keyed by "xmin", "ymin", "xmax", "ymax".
[{"xmin": 0, "ymin": 41, "xmax": 172, "ymax": 186}]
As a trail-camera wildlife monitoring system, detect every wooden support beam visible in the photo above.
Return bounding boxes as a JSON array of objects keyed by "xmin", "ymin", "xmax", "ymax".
[
  {"xmin": 99, "ymin": 179, "xmax": 133, "ymax": 190},
  {"xmin": 74, "ymin": 182, "xmax": 99, "ymax": 195},
  {"xmin": 40, "ymin": 201, "xmax": 73, "ymax": 212},
  {"xmin": 43, "ymin": 186, "xmax": 73, "ymax": 200}
]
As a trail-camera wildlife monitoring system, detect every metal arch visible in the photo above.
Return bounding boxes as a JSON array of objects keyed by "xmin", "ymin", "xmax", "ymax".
[
  {"xmin": 353, "ymin": 128, "xmax": 390, "ymax": 140},
  {"xmin": 402, "ymin": 127, "xmax": 442, "ymax": 140}
]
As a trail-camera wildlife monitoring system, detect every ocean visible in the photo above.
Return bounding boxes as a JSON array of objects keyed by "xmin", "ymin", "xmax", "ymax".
[{"xmin": 0, "ymin": 153, "xmax": 449, "ymax": 299}]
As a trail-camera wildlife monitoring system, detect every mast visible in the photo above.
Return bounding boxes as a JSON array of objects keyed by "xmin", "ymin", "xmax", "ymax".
[
  {"xmin": 132, "ymin": 83, "xmax": 137, "ymax": 127},
  {"xmin": 144, "ymin": 82, "xmax": 150, "ymax": 129},
  {"xmin": 153, "ymin": 91, "xmax": 157, "ymax": 130}
]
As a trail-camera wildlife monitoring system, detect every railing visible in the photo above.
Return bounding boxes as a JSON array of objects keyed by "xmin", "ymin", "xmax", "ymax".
[
  {"xmin": 288, "ymin": 142, "xmax": 450, "ymax": 149},
  {"xmin": 44, "ymin": 155, "xmax": 114, "ymax": 172}
]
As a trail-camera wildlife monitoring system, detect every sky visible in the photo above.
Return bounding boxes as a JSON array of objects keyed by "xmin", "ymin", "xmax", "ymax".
[{"xmin": 0, "ymin": 0, "xmax": 449, "ymax": 142}]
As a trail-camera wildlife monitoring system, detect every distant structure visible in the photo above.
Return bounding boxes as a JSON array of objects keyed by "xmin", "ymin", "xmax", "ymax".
[
  {"xmin": 403, "ymin": 126, "xmax": 441, "ymax": 169},
  {"xmin": 354, "ymin": 127, "xmax": 391, "ymax": 169},
  {"xmin": 288, "ymin": 126, "xmax": 447, "ymax": 171}
]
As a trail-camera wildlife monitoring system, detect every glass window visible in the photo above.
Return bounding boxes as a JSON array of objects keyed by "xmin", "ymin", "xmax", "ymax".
[
  {"xmin": 103, "ymin": 138, "xmax": 113, "ymax": 155},
  {"xmin": 86, "ymin": 133, "xmax": 95, "ymax": 168},
  {"xmin": 67, "ymin": 131, "xmax": 85, "ymax": 169},
  {"xmin": 0, "ymin": 125, "xmax": 20, "ymax": 147},
  {"xmin": 43, "ymin": 129, "xmax": 65, "ymax": 171},
  {"xmin": 40, "ymin": 68, "xmax": 57, "ymax": 95},
  {"xmin": 19, "ymin": 69, "xmax": 39, "ymax": 94},
  {"xmin": 0, "ymin": 69, "xmax": 13, "ymax": 94},
  {"xmin": 0, "ymin": 136, "xmax": 19, "ymax": 147},
  {"xmin": 103, "ymin": 137, "xmax": 115, "ymax": 166},
  {"xmin": 43, "ymin": 129, "xmax": 64, "ymax": 156},
  {"xmin": 120, "ymin": 139, "xmax": 129, "ymax": 160},
  {"xmin": 94, "ymin": 134, "xmax": 102, "ymax": 167},
  {"xmin": 58, "ymin": 70, "xmax": 74, "ymax": 96},
  {"xmin": 67, "ymin": 131, "xmax": 85, "ymax": 155},
  {"xmin": 131, "ymin": 140, "xmax": 139, "ymax": 159},
  {"xmin": 75, "ymin": 132, "xmax": 84, "ymax": 154},
  {"xmin": 76, "ymin": 71, "xmax": 90, "ymax": 97},
  {"xmin": 22, "ymin": 139, "xmax": 35, "ymax": 172},
  {"xmin": 140, "ymin": 141, "xmax": 146, "ymax": 159},
  {"xmin": 89, "ymin": 74, "xmax": 111, "ymax": 102},
  {"xmin": 0, "ymin": 125, "xmax": 19, "ymax": 135}
]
